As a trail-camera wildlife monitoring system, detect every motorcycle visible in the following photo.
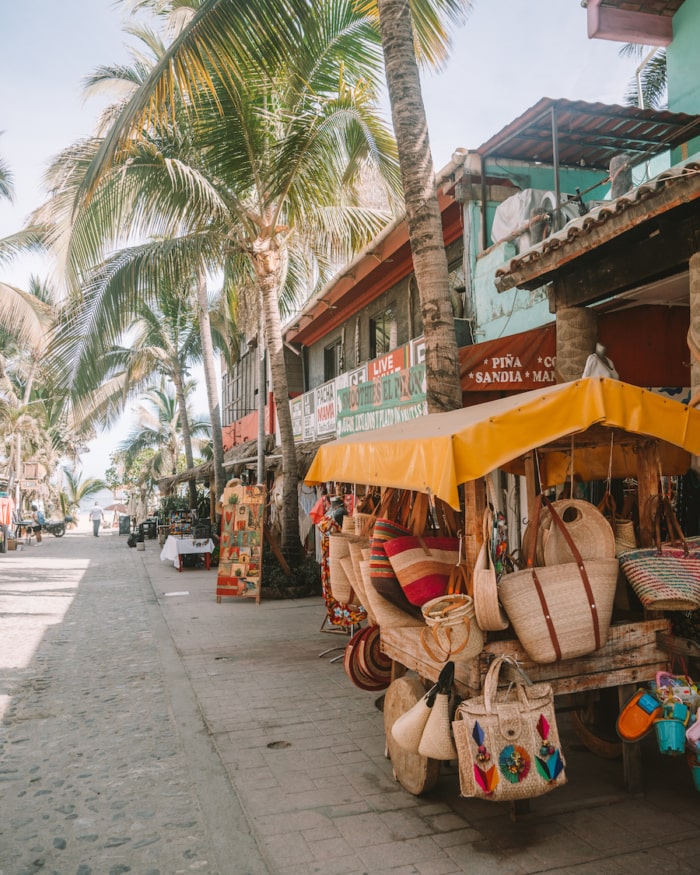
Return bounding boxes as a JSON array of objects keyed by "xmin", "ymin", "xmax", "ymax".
[{"xmin": 42, "ymin": 516, "xmax": 72, "ymax": 538}]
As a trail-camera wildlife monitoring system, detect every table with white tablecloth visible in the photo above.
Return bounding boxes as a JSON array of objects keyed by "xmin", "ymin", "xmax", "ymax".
[{"xmin": 160, "ymin": 535, "xmax": 215, "ymax": 571}]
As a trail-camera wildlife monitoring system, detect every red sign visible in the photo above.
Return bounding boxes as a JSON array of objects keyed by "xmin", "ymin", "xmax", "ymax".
[
  {"xmin": 459, "ymin": 324, "xmax": 556, "ymax": 390},
  {"xmin": 367, "ymin": 347, "xmax": 407, "ymax": 380}
]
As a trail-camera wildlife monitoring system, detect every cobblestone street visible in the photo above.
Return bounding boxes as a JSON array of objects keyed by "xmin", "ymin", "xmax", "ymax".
[{"xmin": 2, "ymin": 527, "xmax": 700, "ymax": 875}]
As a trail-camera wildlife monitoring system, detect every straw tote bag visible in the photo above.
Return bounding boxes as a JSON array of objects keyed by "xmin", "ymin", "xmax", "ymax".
[
  {"xmin": 392, "ymin": 662, "xmax": 455, "ymax": 756},
  {"xmin": 540, "ymin": 499, "xmax": 615, "ymax": 566},
  {"xmin": 384, "ymin": 535, "xmax": 460, "ymax": 606},
  {"xmin": 498, "ymin": 495, "xmax": 618, "ymax": 664},
  {"xmin": 452, "ymin": 655, "xmax": 566, "ymax": 802},
  {"xmin": 473, "ymin": 508, "xmax": 509, "ymax": 632},
  {"xmin": 618, "ymin": 496, "xmax": 700, "ymax": 612}
]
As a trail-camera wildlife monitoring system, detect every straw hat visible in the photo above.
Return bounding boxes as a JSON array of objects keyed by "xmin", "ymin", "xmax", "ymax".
[
  {"xmin": 343, "ymin": 627, "xmax": 390, "ymax": 691},
  {"xmin": 358, "ymin": 625, "xmax": 392, "ymax": 685}
]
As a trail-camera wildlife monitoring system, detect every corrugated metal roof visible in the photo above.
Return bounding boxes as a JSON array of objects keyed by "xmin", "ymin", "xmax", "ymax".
[
  {"xmin": 494, "ymin": 160, "xmax": 700, "ymax": 290},
  {"xmin": 477, "ymin": 98, "xmax": 700, "ymax": 170}
]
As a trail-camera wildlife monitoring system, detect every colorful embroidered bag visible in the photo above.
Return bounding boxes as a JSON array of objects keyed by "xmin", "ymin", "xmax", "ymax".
[{"xmin": 452, "ymin": 655, "xmax": 566, "ymax": 802}]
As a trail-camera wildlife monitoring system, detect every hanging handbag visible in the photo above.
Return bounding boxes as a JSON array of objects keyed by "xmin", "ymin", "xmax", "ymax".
[
  {"xmin": 498, "ymin": 494, "xmax": 618, "ymax": 664},
  {"xmin": 452, "ymin": 655, "xmax": 566, "ymax": 802},
  {"xmin": 473, "ymin": 507, "xmax": 509, "ymax": 632},
  {"xmin": 418, "ymin": 662, "xmax": 458, "ymax": 761},
  {"xmin": 420, "ymin": 593, "xmax": 485, "ymax": 663},
  {"xmin": 618, "ymin": 495, "xmax": 700, "ymax": 612},
  {"xmin": 391, "ymin": 662, "xmax": 454, "ymax": 754}
]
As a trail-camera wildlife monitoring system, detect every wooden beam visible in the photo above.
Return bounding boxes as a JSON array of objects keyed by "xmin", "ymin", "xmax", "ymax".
[
  {"xmin": 548, "ymin": 205, "xmax": 700, "ymax": 310},
  {"xmin": 587, "ymin": 0, "xmax": 673, "ymax": 47}
]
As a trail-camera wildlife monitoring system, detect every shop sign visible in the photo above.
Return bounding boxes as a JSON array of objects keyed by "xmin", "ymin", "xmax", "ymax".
[
  {"xmin": 410, "ymin": 336, "xmax": 425, "ymax": 366},
  {"xmin": 314, "ymin": 381, "xmax": 337, "ymax": 437},
  {"xmin": 290, "ymin": 396, "xmax": 303, "ymax": 440},
  {"xmin": 367, "ymin": 346, "xmax": 407, "ymax": 380},
  {"xmin": 302, "ymin": 392, "xmax": 316, "ymax": 441},
  {"xmin": 460, "ymin": 324, "xmax": 556, "ymax": 390},
  {"xmin": 336, "ymin": 363, "xmax": 427, "ymax": 436}
]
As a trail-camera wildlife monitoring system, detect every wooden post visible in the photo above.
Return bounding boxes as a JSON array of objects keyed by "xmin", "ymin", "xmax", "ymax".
[
  {"xmin": 463, "ymin": 478, "xmax": 486, "ymax": 568},
  {"xmin": 636, "ymin": 440, "xmax": 660, "ymax": 549}
]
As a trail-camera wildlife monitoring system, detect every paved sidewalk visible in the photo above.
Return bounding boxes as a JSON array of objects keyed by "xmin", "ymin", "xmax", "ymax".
[{"xmin": 1, "ymin": 528, "xmax": 699, "ymax": 874}]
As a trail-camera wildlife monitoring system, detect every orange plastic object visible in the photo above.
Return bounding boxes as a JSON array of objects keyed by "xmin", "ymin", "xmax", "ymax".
[{"xmin": 616, "ymin": 689, "xmax": 663, "ymax": 743}]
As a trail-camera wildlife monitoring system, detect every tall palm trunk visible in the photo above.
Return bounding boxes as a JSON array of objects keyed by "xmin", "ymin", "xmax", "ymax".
[
  {"xmin": 172, "ymin": 368, "xmax": 198, "ymax": 509},
  {"xmin": 254, "ymin": 235, "xmax": 302, "ymax": 564},
  {"xmin": 193, "ymin": 270, "xmax": 225, "ymax": 512},
  {"xmin": 376, "ymin": 0, "xmax": 461, "ymax": 413}
]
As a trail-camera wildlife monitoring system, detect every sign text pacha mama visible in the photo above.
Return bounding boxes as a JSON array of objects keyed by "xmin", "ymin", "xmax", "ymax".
[{"xmin": 336, "ymin": 364, "xmax": 427, "ymax": 436}]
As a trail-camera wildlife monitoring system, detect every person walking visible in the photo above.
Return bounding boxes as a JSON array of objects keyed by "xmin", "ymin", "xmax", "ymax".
[
  {"xmin": 31, "ymin": 502, "xmax": 44, "ymax": 543},
  {"xmin": 89, "ymin": 502, "xmax": 105, "ymax": 537}
]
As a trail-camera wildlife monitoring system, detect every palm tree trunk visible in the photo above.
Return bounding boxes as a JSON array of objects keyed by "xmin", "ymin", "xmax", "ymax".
[
  {"xmin": 193, "ymin": 270, "xmax": 226, "ymax": 513},
  {"xmin": 376, "ymin": 0, "xmax": 462, "ymax": 414},
  {"xmin": 254, "ymin": 236, "xmax": 302, "ymax": 564},
  {"xmin": 172, "ymin": 368, "xmax": 198, "ymax": 510}
]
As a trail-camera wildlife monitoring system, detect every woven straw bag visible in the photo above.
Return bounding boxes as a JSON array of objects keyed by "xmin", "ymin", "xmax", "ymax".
[
  {"xmin": 614, "ymin": 519, "xmax": 637, "ymax": 555},
  {"xmin": 540, "ymin": 499, "xmax": 615, "ymax": 566},
  {"xmin": 347, "ymin": 540, "xmax": 376, "ymax": 624},
  {"xmin": 452, "ymin": 655, "xmax": 566, "ymax": 802},
  {"xmin": 473, "ymin": 507, "xmax": 509, "ymax": 632},
  {"xmin": 420, "ymin": 594, "xmax": 484, "ymax": 663},
  {"xmin": 359, "ymin": 561, "xmax": 426, "ymax": 629},
  {"xmin": 392, "ymin": 662, "xmax": 455, "ymax": 756},
  {"xmin": 499, "ymin": 495, "xmax": 618, "ymax": 664},
  {"xmin": 618, "ymin": 496, "xmax": 700, "ymax": 611},
  {"xmin": 328, "ymin": 534, "xmax": 356, "ymax": 603}
]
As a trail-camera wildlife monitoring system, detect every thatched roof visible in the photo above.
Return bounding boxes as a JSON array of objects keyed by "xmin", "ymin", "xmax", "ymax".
[{"xmin": 157, "ymin": 435, "xmax": 330, "ymax": 492}]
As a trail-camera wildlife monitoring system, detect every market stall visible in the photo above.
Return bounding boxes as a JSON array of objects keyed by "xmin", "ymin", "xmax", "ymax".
[{"xmin": 305, "ymin": 377, "xmax": 700, "ymax": 798}]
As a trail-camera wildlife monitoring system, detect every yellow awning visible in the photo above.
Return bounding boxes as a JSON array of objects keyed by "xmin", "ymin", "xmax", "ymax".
[{"xmin": 305, "ymin": 378, "xmax": 700, "ymax": 508}]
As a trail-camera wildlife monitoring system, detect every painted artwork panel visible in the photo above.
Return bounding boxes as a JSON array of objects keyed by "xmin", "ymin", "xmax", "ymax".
[{"xmin": 216, "ymin": 482, "xmax": 265, "ymax": 603}]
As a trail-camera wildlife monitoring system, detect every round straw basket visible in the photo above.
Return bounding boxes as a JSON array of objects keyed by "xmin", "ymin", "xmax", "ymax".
[
  {"xmin": 499, "ymin": 557, "xmax": 619, "ymax": 664},
  {"xmin": 421, "ymin": 594, "xmax": 484, "ymax": 661},
  {"xmin": 354, "ymin": 511, "xmax": 375, "ymax": 537},
  {"xmin": 541, "ymin": 500, "xmax": 615, "ymax": 566},
  {"xmin": 614, "ymin": 519, "xmax": 637, "ymax": 556},
  {"xmin": 360, "ymin": 561, "xmax": 426, "ymax": 629}
]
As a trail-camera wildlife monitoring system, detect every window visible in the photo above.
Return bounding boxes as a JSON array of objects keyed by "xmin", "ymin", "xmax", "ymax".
[
  {"xmin": 370, "ymin": 306, "xmax": 396, "ymax": 359},
  {"xmin": 324, "ymin": 338, "xmax": 343, "ymax": 381}
]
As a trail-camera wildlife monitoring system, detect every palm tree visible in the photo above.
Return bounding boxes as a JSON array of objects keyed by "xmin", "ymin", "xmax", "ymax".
[
  {"xmin": 115, "ymin": 382, "xmax": 210, "ymax": 511},
  {"xmin": 619, "ymin": 44, "xmax": 667, "ymax": 109},
  {"xmin": 0, "ymin": 144, "xmax": 14, "ymax": 203},
  {"xmin": 62, "ymin": 0, "xmax": 402, "ymax": 562},
  {"xmin": 371, "ymin": 0, "xmax": 470, "ymax": 414},
  {"xmin": 59, "ymin": 469, "xmax": 108, "ymax": 523}
]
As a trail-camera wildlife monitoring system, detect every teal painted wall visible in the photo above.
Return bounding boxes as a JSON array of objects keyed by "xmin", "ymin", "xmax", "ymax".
[{"xmin": 667, "ymin": 1, "xmax": 700, "ymax": 159}]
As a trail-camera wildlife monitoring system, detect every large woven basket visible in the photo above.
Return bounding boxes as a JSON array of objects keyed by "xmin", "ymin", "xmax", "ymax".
[
  {"xmin": 360, "ymin": 561, "xmax": 426, "ymax": 629},
  {"xmin": 329, "ymin": 533, "xmax": 364, "ymax": 603},
  {"xmin": 540, "ymin": 499, "xmax": 615, "ymax": 566},
  {"xmin": 499, "ymin": 558, "xmax": 619, "ymax": 663}
]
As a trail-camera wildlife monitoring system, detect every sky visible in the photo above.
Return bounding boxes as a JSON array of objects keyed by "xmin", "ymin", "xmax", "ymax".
[{"xmin": 0, "ymin": 0, "xmax": 639, "ymax": 478}]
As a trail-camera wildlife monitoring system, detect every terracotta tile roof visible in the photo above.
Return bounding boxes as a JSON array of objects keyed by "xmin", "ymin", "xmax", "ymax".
[{"xmin": 494, "ymin": 160, "xmax": 700, "ymax": 291}]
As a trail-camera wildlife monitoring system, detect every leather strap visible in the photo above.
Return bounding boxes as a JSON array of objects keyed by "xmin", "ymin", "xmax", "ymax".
[
  {"xmin": 542, "ymin": 494, "xmax": 600, "ymax": 650},
  {"xmin": 530, "ymin": 567, "xmax": 562, "ymax": 661}
]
